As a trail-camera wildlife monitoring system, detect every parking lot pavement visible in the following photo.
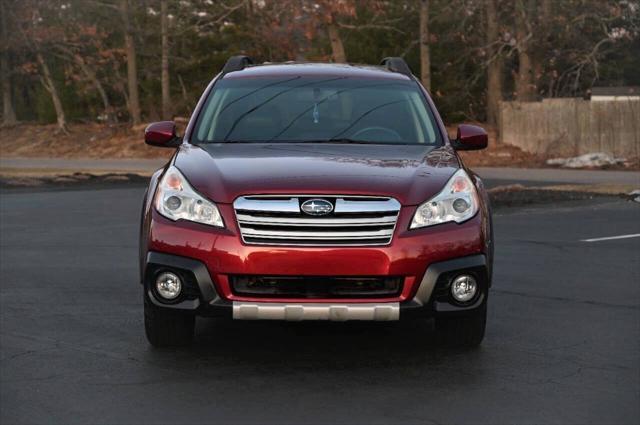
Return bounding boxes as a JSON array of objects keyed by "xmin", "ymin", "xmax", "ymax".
[
  {"xmin": 0, "ymin": 187, "xmax": 638, "ymax": 424},
  {"xmin": 475, "ymin": 166, "xmax": 640, "ymax": 186}
]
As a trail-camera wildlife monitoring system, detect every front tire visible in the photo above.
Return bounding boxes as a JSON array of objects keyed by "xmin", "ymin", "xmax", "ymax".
[
  {"xmin": 144, "ymin": 294, "xmax": 195, "ymax": 347},
  {"xmin": 435, "ymin": 303, "xmax": 486, "ymax": 348}
]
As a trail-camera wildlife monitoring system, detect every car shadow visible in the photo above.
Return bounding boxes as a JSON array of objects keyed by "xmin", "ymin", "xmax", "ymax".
[{"xmin": 142, "ymin": 317, "xmax": 483, "ymax": 375}]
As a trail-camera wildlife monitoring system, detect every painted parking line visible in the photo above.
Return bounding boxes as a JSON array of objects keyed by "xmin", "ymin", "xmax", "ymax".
[{"xmin": 581, "ymin": 233, "xmax": 640, "ymax": 242}]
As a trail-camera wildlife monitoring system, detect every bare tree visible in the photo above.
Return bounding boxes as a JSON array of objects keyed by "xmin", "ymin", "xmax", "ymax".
[
  {"xmin": 161, "ymin": 0, "xmax": 171, "ymax": 119},
  {"xmin": 36, "ymin": 51, "xmax": 67, "ymax": 132},
  {"xmin": 419, "ymin": 0, "xmax": 431, "ymax": 91},
  {"xmin": 328, "ymin": 20, "xmax": 347, "ymax": 62},
  {"xmin": 319, "ymin": 1, "xmax": 351, "ymax": 63},
  {"xmin": 13, "ymin": 1, "xmax": 67, "ymax": 132},
  {"xmin": 486, "ymin": 0, "xmax": 502, "ymax": 126},
  {"xmin": 0, "ymin": 52, "xmax": 14, "ymax": 125},
  {"xmin": 0, "ymin": 0, "xmax": 16, "ymax": 125},
  {"xmin": 76, "ymin": 56, "xmax": 112, "ymax": 121},
  {"xmin": 120, "ymin": 0, "xmax": 141, "ymax": 125},
  {"xmin": 515, "ymin": 0, "xmax": 535, "ymax": 101},
  {"xmin": 54, "ymin": 45, "xmax": 111, "ymax": 121},
  {"xmin": 533, "ymin": 0, "xmax": 551, "ymax": 95}
]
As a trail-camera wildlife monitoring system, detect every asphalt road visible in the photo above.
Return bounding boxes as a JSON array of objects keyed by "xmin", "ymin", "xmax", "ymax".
[{"xmin": 1, "ymin": 186, "xmax": 639, "ymax": 424}]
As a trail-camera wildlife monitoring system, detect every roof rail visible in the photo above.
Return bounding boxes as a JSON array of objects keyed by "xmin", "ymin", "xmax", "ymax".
[
  {"xmin": 221, "ymin": 55, "xmax": 253, "ymax": 75},
  {"xmin": 380, "ymin": 57, "xmax": 413, "ymax": 78}
]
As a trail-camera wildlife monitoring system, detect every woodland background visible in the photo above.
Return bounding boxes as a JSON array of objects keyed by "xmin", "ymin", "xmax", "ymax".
[{"xmin": 0, "ymin": 0, "xmax": 638, "ymax": 134}]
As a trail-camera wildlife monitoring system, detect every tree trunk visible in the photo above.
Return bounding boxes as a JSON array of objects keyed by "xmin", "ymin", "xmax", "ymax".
[
  {"xmin": 113, "ymin": 64, "xmax": 129, "ymax": 115},
  {"xmin": 160, "ymin": 0, "xmax": 171, "ymax": 120},
  {"xmin": 486, "ymin": 0, "xmax": 502, "ymax": 127},
  {"xmin": 0, "ymin": 0, "xmax": 16, "ymax": 125},
  {"xmin": 36, "ymin": 52, "xmax": 67, "ymax": 133},
  {"xmin": 71, "ymin": 52, "xmax": 111, "ymax": 120},
  {"xmin": 327, "ymin": 22, "xmax": 346, "ymax": 63},
  {"xmin": 121, "ymin": 0, "xmax": 141, "ymax": 125},
  {"xmin": 419, "ymin": 0, "xmax": 431, "ymax": 91},
  {"xmin": 534, "ymin": 0, "xmax": 551, "ymax": 96},
  {"xmin": 515, "ymin": 0, "xmax": 535, "ymax": 101},
  {"xmin": 1, "ymin": 44, "xmax": 16, "ymax": 125}
]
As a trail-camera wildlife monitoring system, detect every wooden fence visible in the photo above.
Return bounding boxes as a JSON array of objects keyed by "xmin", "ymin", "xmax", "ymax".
[{"xmin": 499, "ymin": 98, "xmax": 640, "ymax": 158}]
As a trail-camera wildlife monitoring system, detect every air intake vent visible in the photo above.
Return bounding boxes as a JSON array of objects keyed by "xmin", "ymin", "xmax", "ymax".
[
  {"xmin": 230, "ymin": 275, "xmax": 403, "ymax": 298},
  {"xmin": 233, "ymin": 195, "xmax": 401, "ymax": 246}
]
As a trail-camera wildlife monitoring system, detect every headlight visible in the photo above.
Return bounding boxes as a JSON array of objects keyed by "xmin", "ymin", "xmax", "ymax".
[
  {"xmin": 154, "ymin": 165, "xmax": 224, "ymax": 227},
  {"xmin": 410, "ymin": 169, "xmax": 478, "ymax": 229}
]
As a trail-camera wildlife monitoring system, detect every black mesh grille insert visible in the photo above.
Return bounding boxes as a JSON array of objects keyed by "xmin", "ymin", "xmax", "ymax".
[{"xmin": 230, "ymin": 275, "xmax": 403, "ymax": 299}]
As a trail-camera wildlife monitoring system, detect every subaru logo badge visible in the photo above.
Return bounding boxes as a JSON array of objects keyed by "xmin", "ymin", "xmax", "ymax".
[{"xmin": 300, "ymin": 199, "xmax": 333, "ymax": 216}]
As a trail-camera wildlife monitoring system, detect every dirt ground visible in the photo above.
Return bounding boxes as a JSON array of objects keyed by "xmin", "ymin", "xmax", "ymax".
[
  {"xmin": 0, "ymin": 123, "xmax": 173, "ymax": 160},
  {"xmin": 451, "ymin": 125, "xmax": 549, "ymax": 168},
  {"xmin": 0, "ymin": 122, "xmax": 637, "ymax": 169}
]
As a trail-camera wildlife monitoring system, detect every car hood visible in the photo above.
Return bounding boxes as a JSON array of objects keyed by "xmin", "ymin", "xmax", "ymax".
[{"xmin": 174, "ymin": 143, "xmax": 460, "ymax": 205}]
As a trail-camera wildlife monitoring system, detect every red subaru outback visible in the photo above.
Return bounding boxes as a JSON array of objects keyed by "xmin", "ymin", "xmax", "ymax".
[{"xmin": 140, "ymin": 56, "xmax": 493, "ymax": 348}]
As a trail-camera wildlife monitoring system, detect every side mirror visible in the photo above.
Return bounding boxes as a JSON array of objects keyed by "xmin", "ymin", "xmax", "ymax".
[
  {"xmin": 451, "ymin": 124, "xmax": 488, "ymax": 151},
  {"xmin": 144, "ymin": 121, "xmax": 182, "ymax": 148}
]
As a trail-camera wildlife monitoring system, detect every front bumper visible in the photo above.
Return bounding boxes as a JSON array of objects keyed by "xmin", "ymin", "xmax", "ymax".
[
  {"xmin": 143, "ymin": 205, "xmax": 490, "ymax": 320},
  {"xmin": 143, "ymin": 251, "xmax": 488, "ymax": 320},
  {"xmin": 147, "ymin": 205, "xmax": 488, "ymax": 298}
]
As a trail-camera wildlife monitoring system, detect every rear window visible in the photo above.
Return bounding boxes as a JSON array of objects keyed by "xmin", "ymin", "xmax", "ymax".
[{"xmin": 193, "ymin": 75, "xmax": 442, "ymax": 145}]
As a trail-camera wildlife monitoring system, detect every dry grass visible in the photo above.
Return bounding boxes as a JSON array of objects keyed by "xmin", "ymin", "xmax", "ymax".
[
  {"xmin": 446, "ymin": 124, "xmax": 549, "ymax": 168},
  {"xmin": 0, "ymin": 122, "xmax": 172, "ymax": 159}
]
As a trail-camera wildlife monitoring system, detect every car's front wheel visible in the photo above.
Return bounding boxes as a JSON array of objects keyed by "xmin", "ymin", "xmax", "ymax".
[
  {"xmin": 144, "ymin": 294, "xmax": 195, "ymax": 347},
  {"xmin": 435, "ymin": 303, "xmax": 486, "ymax": 348}
]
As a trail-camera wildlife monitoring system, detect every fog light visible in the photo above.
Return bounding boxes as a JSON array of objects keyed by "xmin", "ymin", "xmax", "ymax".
[
  {"xmin": 450, "ymin": 274, "xmax": 477, "ymax": 303},
  {"xmin": 155, "ymin": 272, "xmax": 182, "ymax": 300}
]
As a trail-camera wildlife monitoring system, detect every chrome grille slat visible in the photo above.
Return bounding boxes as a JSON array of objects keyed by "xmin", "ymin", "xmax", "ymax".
[
  {"xmin": 335, "ymin": 199, "xmax": 401, "ymax": 213},
  {"xmin": 241, "ymin": 229, "xmax": 394, "ymax": 239},
  {"xmin": 234, "ymin": 197, "xmax": 301, "ymax": 213},
  {"xmin": 234, "ymin": 195, "xmax": 400, "ymax": 246},
  {"xmin": 236, "ymin": 214, "xmax": 397, "ymax": 226}
]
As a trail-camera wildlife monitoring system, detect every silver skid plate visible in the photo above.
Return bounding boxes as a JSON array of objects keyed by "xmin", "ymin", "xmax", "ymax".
[{"xmin": 232, "ymin": 302, "xmax": 400, "ymax": 321}]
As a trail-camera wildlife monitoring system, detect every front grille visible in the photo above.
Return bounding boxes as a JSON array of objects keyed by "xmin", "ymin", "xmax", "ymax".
[
  {"xmin": 230, "ymin": 275, "xmax": 403, "ymax": 298},
  {"xmin": 233, "ymin": 195, "xmax": 401, "ymax": 246}
]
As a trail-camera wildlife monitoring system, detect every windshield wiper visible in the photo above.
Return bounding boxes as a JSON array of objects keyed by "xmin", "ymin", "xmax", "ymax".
[
  {"xmin": 263, "ymin": 138, "xmax": 405, "ymax": 144},
  {"xmin": 203, "ymin": 139, "xmax": 268, "ymax": 143},
  {"xmin": 206, "ymin": 138, "xmax": 404, "ymax": 144},
  {"xmin": 266, "ymin": 138, "xmax": 374, "ymax": 144},
  {"xmin": 325, "ymin": 138, "xmax": 374, "ymax": 144}
]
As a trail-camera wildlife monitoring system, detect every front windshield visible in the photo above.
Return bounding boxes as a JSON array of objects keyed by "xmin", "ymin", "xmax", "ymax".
[{"xmin": 193, "ymin": 75, "xmax": 442, "ymax": 145}]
